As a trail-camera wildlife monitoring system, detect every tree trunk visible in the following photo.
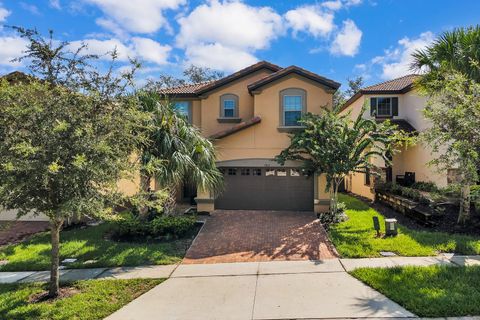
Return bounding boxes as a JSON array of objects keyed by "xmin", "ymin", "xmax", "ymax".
[
  {"xmin": 458, "ymin": 184, "xmax": 471, "ymax": 225},
  {"xmin": 163, "ymin": 185, "xmax": 178, "ymax": 215},
  {"xmin": 139, "ymin": 171, "xmax": 151, "ymax": 218},
  {"xmin": 49, "ymin": 219, "xmax": 63, "ymax": 298}
]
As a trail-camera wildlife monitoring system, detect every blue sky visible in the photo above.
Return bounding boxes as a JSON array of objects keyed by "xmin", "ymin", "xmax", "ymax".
[{"xmin": 0, "ymin": 0, "xmax": 479, "ymax": 89}]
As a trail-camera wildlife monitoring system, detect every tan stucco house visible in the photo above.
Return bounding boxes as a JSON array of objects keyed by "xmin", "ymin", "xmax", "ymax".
[
  {"xmin": 158, "ymin": 61, "xmax": 341, "ymax": 213},
  {"xmin": 340, "ymin": 74, "xmax": 451, "ymax": 200}
]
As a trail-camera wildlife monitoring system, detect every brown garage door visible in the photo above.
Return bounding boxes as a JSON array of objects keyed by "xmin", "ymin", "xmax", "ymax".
[{"xmin": 215, "ymin": 167, "xmax": 314, "ymax": 211}]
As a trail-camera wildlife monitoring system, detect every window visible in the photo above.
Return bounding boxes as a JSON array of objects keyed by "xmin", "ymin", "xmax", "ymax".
[
  {"xmin": 276, "ymin": 169, "xmax": 287, "ymax": 177},
  {"xmin": 240, "ymin": 168, "xmax": 250, "ymax": 176},
  {"xmin": 253, "ymin": 169, "xmax": 262, "ymax": 176},
  {"xmin": 174, "ymin": 101, "xmax": 190, "ymax": 122},
  {"xmin": 280, "ymin": 88, "xmax": 306, "ymax": 127},
  {"xmin": 370, "ymin": 97, "xmax": 398, "ymax": 118},
  {"xmin": 223, "ymin": 100, "xmax": 235, "ymax": 118},
  {"xmin": 228, "ymin": 168, "xmax": 237, "ymax": 176},
  {"xmin": 265, "ymin": 169, "xmax": 276, "ymax": 176},
  {"xmin": 220, "ymin": 94, "xmax": 238, "ymax": 118},
  {"xmin": 290, "ymin": 169, "xmax": 300, "ymax": 177}
]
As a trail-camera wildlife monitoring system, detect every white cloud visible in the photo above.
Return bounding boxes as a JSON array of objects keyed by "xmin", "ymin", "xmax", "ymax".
[
  {"xmin": 330, "ymin": 19, "xmax": 362, "ymax": 56},
  {"xmin": 185, "ymin": 43, "xmax": 258, "ymax": 72},
  {"xmin": 0, "ymin": 36, "xmax": 28, "ymax": 67},
  {"xmin": 285, "ymin": 5, "xmax": 334, "ymax": 38},
  {"xmin": 20, "ymin": 2, "xmax": 40, "ymax": 15},
  {"xmin": 0, "ymin": 3, "xmax": 10, "ymax": 22},
  {"xmin": 322, "ymin": 0, "xmax": 343, "ymax": 11},
  {"xmin": 374, "ymin": 31, "xmax": 434, "ymax": 79},
  {"xmin": 131, "ymin": 37, "xmax": 171, "ymax": 65},
  {"xmin": 69, "ymin": 37, "xmax": 171, "ymax": 65},
  {"xmin": 49, "ymin": 0, "xmax": 61, "ymax": 10},
  {"xmin": 84, "ymin": 0, "xmax": 186, "ymax": 34},
  {"xmin": 176, "ymin": 0, "xmax": 282, "ymax": 71},
  {"xmin": 344, "ymin": 0, "xmax": 362, "ymax": 7}
]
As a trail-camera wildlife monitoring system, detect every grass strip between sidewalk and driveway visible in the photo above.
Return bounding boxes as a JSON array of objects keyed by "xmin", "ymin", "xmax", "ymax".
[
  {"xmin": 0, "ymin": 222, "xmax": 192, "ymax": 271},
  {"xmin": 329, "ymin": 194, "xmax": 480, "ymax": 257},
  {"xmin": 351, "ymin": 265, "xmax": 480, "ymax": 317},
  {"xmin": 0, "ymin": 278, "xmax": 163, "ymax": 320}
]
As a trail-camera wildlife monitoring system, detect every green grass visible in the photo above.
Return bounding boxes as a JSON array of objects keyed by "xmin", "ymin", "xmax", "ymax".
[
  {"xmin": 0, "ymin": 278, "xmax": 162, "ymax": 320},
  {"xmin": 351, "ymin": 265, "xmax": 480, "ymax": 317},
  {"xmin": 329, "ymin": 194, "xmax": 480, "ymax": 257},
  {"xmin": 0, "ymin": 223, "xmax": 193, "ymax": 271}
]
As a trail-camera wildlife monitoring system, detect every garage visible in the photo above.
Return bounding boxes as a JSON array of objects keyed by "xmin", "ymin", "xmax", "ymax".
[{"xmin": 214, "ymin": 167, "xmax": 314, "ymax": 211}]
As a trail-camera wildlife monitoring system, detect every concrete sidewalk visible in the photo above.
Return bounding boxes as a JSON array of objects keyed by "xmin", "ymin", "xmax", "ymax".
[
  {"xmin": 0, "ymin": 264, "xmax": 178, "ymax": 284},
  {"xmin": 1, "ymin": 254, "xmax": 478, "ymax": 284},
  {"xmin": 106, "ymin": 260, "xmax": 415, "ymax": 320}
]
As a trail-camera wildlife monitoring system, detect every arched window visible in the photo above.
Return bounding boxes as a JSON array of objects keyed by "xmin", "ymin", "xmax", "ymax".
[
  {"xmin": 220, "ymin": 94, "xmax": 239, "ymax": 118},
  {"xmin": 280, "ymin": 88, "xmax": 306, "ymax": 126}
]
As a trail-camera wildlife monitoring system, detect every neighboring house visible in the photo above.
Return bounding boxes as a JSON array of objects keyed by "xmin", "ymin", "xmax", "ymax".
[
  {"xmin": 339, "ymin": 74, "xmax": 451, "ymax": 200},
  {"xmin": 159, "ymin": 61, "xmax": 341, "ymax": 213}
]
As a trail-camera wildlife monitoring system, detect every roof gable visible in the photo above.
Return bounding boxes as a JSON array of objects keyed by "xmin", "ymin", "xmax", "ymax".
[
  {"xmin": 247, "ymin": 65, "xmax": 341, "ymax": 92},
  {"xmin": 340, "ymin": 74, "xmax": 420, "ymax": 112}
]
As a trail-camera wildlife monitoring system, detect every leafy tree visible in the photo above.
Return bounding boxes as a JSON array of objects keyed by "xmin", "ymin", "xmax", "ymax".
[
  {"xmin": 412, "ymin": 25, "xmax": 480, "ymax": 223},
  {"xmin": 136, "ymin": 91, "xmax": 223, "ymax": 215},
  {"xmin": 276, "ymin": 105, "xmax": 395, "ymax": 215},
  {"xmin": 333, "ymin": 76, "xmax": 364, "ymax": 109},
  {"xmin": 0, "ymin": 28, "xmax": 144, "ymax": 297},
  {"xmin": 146, "ymin": 65, "xmax": 224, "ymax": 91},
  {"xmin": 421, "ymin": 71, "xmax": 480, "ymax": 224}
]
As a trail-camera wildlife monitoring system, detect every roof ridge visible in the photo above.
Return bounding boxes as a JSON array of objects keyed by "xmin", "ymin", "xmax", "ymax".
[{"xmin": 362, "ymin": 74, "xmax": 419, "ymax": 90}]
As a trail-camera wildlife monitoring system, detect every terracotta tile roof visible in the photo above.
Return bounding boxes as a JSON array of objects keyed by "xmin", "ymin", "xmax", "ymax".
[
  {"xmin": 248, "ymin": 65, "xmax": 341, "ymax": 92},
  {"xmin": 362, "ymin": 74, "xmax": 419, "ymax": 93},
  {"xmin": 210, "ymin": 116, "xmax": 261, "ymax": 139},
  {"xmin": 340, "ymin": 74, "xmax": 420, "ymax": 112},
  {"xmin": 376, "ymin": 119, "xmax": 417, "ymax": 134},
  {"xmin": 158, "ymin": 81, "xmax": 214, "ymax": 95},
  {"xmin": 195, "ymin": 61, "xmax": 281, "ymax": 95},
  {"xmin": 159, "ymin": 61, "xmax": 282, "ymax": 97}
]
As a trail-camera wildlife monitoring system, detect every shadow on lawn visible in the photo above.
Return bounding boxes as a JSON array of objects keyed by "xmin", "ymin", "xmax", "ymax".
[
  {"xmin": 0, "ymin": 223, "xmax": 191, "ymax": 271},
  {"xmin": 332, "ymin": 194, "xmax": 480, "ymax": 257}
]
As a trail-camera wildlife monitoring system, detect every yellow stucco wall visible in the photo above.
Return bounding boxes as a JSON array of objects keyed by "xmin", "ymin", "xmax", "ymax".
[{"xmin": 199, "ymin": 70, "xmax": 273, "ymax": 137}]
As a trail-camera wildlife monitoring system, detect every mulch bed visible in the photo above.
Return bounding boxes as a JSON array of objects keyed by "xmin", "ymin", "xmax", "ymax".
[
  {"xmin": 347, "ymin": 193, "xmax": 480, "ymax": 236},
  {"xmin": 0, "ymin": 221, "xmax": 50, "ymax": 246},
  {"xmin": 29, "ymin": 286, "xmax": 80, "ymax": 304}
]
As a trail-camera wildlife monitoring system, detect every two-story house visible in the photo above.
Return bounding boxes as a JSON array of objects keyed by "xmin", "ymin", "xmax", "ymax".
[
  {"xmin": 158, "ymin": 61, "xmax": 341, "ymax": 213},
  {"xmin": 339, "ymin": 74, "xmax": 451, "ymax": 200}
]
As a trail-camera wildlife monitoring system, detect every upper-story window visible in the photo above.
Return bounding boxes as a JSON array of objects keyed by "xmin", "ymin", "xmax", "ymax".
[
  {"xmin": 370, "ymin": 97, "xmax": 398, "ymax": 117},
  {"xmin": 174, "ymin": 101, "xmax": 191, "ymax": 122},
  {"xmin": 220, "ymin": 94, "xmax": 239, "ymax": 118},
  {"xmin": 280, "ymin": 88, "xmax": 306, "ymax": 127}
]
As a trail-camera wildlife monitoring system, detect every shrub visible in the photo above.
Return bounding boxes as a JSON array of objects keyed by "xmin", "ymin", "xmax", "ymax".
[
  {"xmin": 151, "ymin": 216, "xmax": 197, "ymax": 238},
  {"xmin": 411, "ymin": 181, "xmax": 439, "ymax": 192},
  {"xmin": 111, "ymin": 214, "xmax": 196, "ymax": 240}
]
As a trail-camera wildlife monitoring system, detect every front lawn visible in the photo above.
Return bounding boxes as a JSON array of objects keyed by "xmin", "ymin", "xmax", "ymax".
[
  {"xmin": 0, "ymin": 278, "xmax": 162, "ymax": 320},
  {"xmin": 329, "ymin": 194, "xmax": 480, "ymax": 257},
  {"xmin": 0, "ymin": 222, "xmax": 194, "ymax": 271},
  {"xmin": 351, "ymin": 266, "xmax": 480, "ymax": 317}
]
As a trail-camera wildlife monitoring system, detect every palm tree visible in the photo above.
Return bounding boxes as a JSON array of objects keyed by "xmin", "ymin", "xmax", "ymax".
[
  {"xmin": 137, "ymin": 91, "xmax": 223, "ymax": 216},
  {"xmin": 411, "ymin": 25, "xmax": 480, "ymax": 85},
  {"xmin": 412, "ymin": 25, "xmax": 480, "ymax": 224}
]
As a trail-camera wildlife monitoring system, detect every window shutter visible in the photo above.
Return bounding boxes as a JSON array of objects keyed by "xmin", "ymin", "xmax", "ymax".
[
  {"xmin": 392, "ymin": 97, "xmax": 398, "ymax": 116},
  {"xmin": 370, "ymin": 98, "xmax": 377, "ymax": 116}
]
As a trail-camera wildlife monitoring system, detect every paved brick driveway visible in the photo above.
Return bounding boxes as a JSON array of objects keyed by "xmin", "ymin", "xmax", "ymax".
[{"xmin": 183, "ymin": 210, "xmax": 338, "ymax": 264}]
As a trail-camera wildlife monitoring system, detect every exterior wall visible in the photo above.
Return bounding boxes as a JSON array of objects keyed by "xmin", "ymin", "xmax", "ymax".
[
  {"xmin": 344, "ymin": 172, "xmax": 375, "ymax": 200},
  {"xmin": 199, "ymin": 70, "xmax": 273, "ymax": 137},
  {"xmin": 341, "ymin": 89, "xmax": 449, "ymax": 200}
]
